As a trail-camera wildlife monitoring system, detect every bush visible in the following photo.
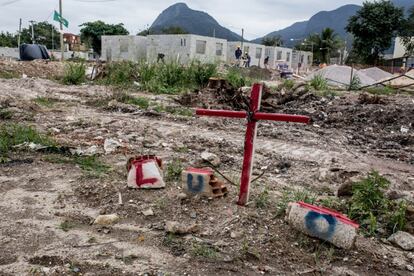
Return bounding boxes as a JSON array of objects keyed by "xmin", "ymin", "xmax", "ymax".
[
  {"xmin": 348, "ymin": 171, "xmax": 407, "ymax": 236},
  {"xmin": 348, "ymin": 75, "xmax": 361, "ymax": 90},
  {"xmin": 186, "ymin": 61, "xmax": 217, "ymax": 87},
  {"xmin": 63, "ymin": 62, "xmax": 86, "ymax": 85},
  {"xmin": 366, "ymin": 85, "xmax": 396, "ymax": 95},
  {"xmin": 309, "ymin": 75, "xmax": 328, "ymax": 91},
  {"xmin": 226, "ymin": 68, "xmax": 248, "ymax": 88},
  {"xmin": 105, "ymin": 61, "xmax": 138, "ymax": 86}
]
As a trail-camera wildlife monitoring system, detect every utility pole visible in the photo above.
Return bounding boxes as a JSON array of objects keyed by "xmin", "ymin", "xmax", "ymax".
[
  {"xmin": 59, "ymin": 0, "xmax": 64, "ymax": 61},
  {"xmin": 17, "ymin": 18, "xmax": 22, "ymax": 48},
  {"xmin": 52, "ymin": 25, "xmax": 54, "ymax": 51},
  {"xmin": 29, "ymin": 20, "xmax": 35, "ymax": 44},
  {"xmin": 241, "ymin": 28, "xmax": 244, "ymax": 52}
]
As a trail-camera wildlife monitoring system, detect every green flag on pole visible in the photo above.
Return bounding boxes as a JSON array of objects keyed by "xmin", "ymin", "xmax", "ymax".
[{"xmin": 53, "ymin": 10, "xmax": 69, "ymax": 28}]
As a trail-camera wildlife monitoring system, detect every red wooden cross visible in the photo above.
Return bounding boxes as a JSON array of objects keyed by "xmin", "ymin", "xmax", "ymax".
[{"xmin": 196, "ymin": 83, "xmax": 310, "ymax": 206}]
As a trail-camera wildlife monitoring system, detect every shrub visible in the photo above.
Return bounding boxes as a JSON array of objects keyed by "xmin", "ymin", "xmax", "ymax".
[
  {"xmin": 366, "ymin": 85, "xmax": 396, "ymax": 95},
  {"xmin": 309, "ymin": 75, "xmax": 328, "ymax": 91},
  {"xmin": 226, "ymin": 68, "xmax": 247, "ymax": 88},
  {"xmin": 105, "ymin": 61, "xmax": 138, "ymax": 86},
  {"xmin": 348, "ymin": 75, "xmax": 361, "ymax": 90},
  {"xmin": 63, "ymin": 62, "xmax": 86, "ymax": 85},
  {"xmin": 186, "ymin": 61, "xmax": 217, "ymax": 87},
  {"xmin": 348, "ymin": 171, "xmax": 407, "ymax": 236}
]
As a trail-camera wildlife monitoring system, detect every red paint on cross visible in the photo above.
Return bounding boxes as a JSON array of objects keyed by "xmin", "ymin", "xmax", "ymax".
[{"xmin": 196, "ymin": 83, "xmax": 310, "ymax": 206}]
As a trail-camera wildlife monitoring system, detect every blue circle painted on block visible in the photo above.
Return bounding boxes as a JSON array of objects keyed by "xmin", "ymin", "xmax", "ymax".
[
  {"xmin": 187, "ymin": 174, "xmax": 204, "ymax": 193},
  {"xmin": 304, "ymin": 211, "xmax": 337, "ymax": 240}
]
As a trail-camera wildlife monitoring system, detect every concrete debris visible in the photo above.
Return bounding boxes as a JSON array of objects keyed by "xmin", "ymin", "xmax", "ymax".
[
  {"xmin": 200, "ymin": 151, "xmax": 221, "ymax": 166},
  {"xmin": 71, "ymin": 145, "xmax": 99, "ymax": 156},
  {"xmin": 127, "ymin": 156, "xmax": 165, "ymax": 189},
  {"xmin": 359, "ymin": 67, "xmax": 393, "ymax": 82},
  {"xmin": 93, "ymin": 214, "xmax": 120, "ymax": 226},
  {"xmin": 177, "ymin": 192, "xmax": 188, "ymax": 200},
  {"xmin": 165, "ymin": 221, "xmax": 199, "ymax": 235},
  {"xmin": 286, "ymin": 202, "xmax": 358, "ymax": 249},
  {"xmin": 388, "ymin": 231, "xmax": 414, "ymax": 251},
  {"xmin": 142, "ymin": 208, "xmax": 155, "ymax": 217},
  {"xmin": 182, "ymin": 168, "xmax": 228, "ymax": 198},
  {"xmin": 306, "ymin": 65, "xmax": 376, "ymax": 87},
  {"xmin": 103, "ymin": 138, "xmax": 122, "ymax": 154}
]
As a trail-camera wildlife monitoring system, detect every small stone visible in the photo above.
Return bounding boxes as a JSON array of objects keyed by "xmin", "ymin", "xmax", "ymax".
[
  {"xmin": 190, "ymin": 212, "xmax": 197, "ymax": 219},
  {"xmin": 103, "ymin": 138, "xmax": 121, "ymax": 154},
  {"xmin": 165, "ymin": 221, "xmax": 199, "ymax": 234},
  {"xmin": 177, "ymin": 193, "xmax": 188, "ymax": 200},
  {"xmin": 388, "ymin": 231, "xmax": 414, "ymax": 251},
  {"xmin": 93, "ymin": 214, "xmax": 120, "ymax": 226},
  {"xmin": 142, "ymin": 209, "xmax": 154, "ymax": 217},
  {"xmin": 201, "ymin": 151, "xmax": 220, "ymax": 166},
  {"xmin": 230, "ymin": 231, "xmax": 243, "ymax": 239},
  {"xmin": 407, "ymin": 265, "xmax": 414, "ymax": 272}
]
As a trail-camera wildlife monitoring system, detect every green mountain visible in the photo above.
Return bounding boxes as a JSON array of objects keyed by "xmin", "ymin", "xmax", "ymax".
[{"xmin": 150, "ymin": 3, "xmax": 242, "ymax": 41}]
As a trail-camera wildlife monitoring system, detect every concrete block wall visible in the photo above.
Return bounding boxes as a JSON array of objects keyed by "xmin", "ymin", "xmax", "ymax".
[
  {"xmin": 227, "ymin": 42, "xmax": 266, "ymax": 68},
  {"xmin": 189, "ymin": 34, "xmax": 227, "ymax": 64},
  {"xmin": 292, "ymin": 50, "xmax": 313, "ymax": 72},
  {"xmin": 101, "ymin": 35, "xmax": 147, "ymax": 62},
  {"xmin": 265, "ymin": 46, "xmax": 293, "ymax": 69},
  {"xmin": 0, "ymin": 47, "xmax": 19, "ymax": 59}
]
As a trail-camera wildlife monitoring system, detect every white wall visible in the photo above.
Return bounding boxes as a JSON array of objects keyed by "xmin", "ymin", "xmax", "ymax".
[
  {"xmin": 228, "ymin": 42, "xmax": 266, "ymax": 67},
  {"xmin": 147, "ymin": 34, "xmax": 192, "ymax": 64},
  {"xmin": 101, "ymin": 35, "xmax": 147, "ymax": 62},
  {"xmin": 189, "ymin": 35, "xmax": 227, "ymax": 64},
  {"xmin": 0, "ymin": 47, "xmax": 19, "ymax": 59},
  {"xmin": 265, "ymin": 46, "xmax": 293, "ymax": 69},
  {"xmin": 393, "ymin": 37, "xmax": 413, "ymax": 59},
  {"xmin": 292, "ymin": 50, "xmax": 313, "ymax": 71}
]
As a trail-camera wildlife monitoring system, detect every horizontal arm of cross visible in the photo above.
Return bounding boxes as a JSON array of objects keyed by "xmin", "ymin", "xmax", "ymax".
[{"xmin": 196, "ymin": 109, "xmax": 310, "ymax": 124}]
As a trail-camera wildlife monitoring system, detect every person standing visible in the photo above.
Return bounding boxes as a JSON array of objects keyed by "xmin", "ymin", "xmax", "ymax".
[
  {"xmin": 264, "ymin": 56, "xmax": 270, "ymax": 69},
  {"xmin": 235, "ymin": 46, "xmax": 242, "ymax": 66},
  {"xmin": 245, "ymin": 52, "xmax": 251, "ymax": 68}
]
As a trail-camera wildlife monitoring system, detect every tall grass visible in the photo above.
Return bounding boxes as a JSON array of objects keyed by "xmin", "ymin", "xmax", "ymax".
[
  {"xmin": 309, "ymin": 75, "xmax": 328, "ymax": 91},
  {"xmin": 63, "ymin": 62, "xmax": 86, "ymax": 85}
]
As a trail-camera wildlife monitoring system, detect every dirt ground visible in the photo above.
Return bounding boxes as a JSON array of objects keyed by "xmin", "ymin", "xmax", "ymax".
[{"xmin": 0, "ymin": 67, "xmax": 414, "ymax": 275}]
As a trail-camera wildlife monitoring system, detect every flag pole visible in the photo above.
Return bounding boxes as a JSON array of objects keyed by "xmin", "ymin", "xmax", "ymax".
[{"xmin": 59, "ymin": 0, "xmax": 64, "ymax": 61}]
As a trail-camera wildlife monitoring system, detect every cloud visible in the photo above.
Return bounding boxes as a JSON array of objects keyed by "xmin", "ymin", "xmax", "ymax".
[{"xmin": 0, "ymin": 0, "xmax": 365, "ymax": 39}]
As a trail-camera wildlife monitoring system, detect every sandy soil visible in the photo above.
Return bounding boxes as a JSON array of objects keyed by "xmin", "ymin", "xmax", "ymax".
[{"xmin": 0, "ymin": 76, "xmax": 414, "ymax": 275}]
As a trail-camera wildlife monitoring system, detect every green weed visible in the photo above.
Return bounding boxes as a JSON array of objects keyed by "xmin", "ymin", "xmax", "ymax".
[
  {"xmin": 0, "ymin": 70, "xmax": 19, "ymax": 79},
  {"xmin": 113, "ymin": 91, "xmax": 149, "ymax": 109},
  {"xmin": 0, "ymin": 108, "xmax": 12, "ymax": 120},
  {"xmin": 165, "ymin": 159, "xmax": 183, "ymax": 182},
  {"xmin": 191, "ymin": 242, "xmax": 218, "ymax": 259},
  {"xmin": 186, "ymin": 61, "xmax": 217, "ymax": 87},
  {"xmin": 348, "ymin": 75, "xmax": 361, "ymax": 90},
  {"xmin": 226, "ymin": 68, "xmax": 248, "ymax": 88},
  {"xmin": 63, "ymin": 62, "xmax": 86, "ymax": 85},
  {"xmin": 255, "ymin": 188, "xmax": 270, "ymax": 209},
  {"xmin": 281, "ymin": 79, "xmax": 295, "ymax": 90},
  {"xmin": 366, "ymin": 85, "xmax": 396, "ymax": 95},
  {"xmin": 34, "ymin": 97, "xmax": 58, "ymax": 107},
  {"xmin": 105, "ymin": 61, "xmax": 138, "ymax": 86},
  {"xmin": 58, "ymin": 220, "xmax": 76, "ymax": 232},
  {"xmin": 309, "ymin": 75, "xmax": 328, "ymax": 91},
  {"xmin": 0, "ymin": 123, "xmax": 55, "ymax": 162},
  {"xmin": 45, "ymin": 154, "xmax": 110, "ymax": 176},
  {"xmin": 275, "ymin": 188, "xmax": 317, "ymax": 216}
]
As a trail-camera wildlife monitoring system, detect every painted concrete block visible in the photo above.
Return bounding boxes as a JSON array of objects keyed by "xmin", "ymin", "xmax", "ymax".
[
  {"xmin": 286, "ymin": 202, "xmax": 359, "ymax": 249},
  {"xmin": 182, "ymin": 168, "xmax": 228, "ymax": 198},
  {"xmin": 127, "ymin": 156, "xmax": 165, "ymax": 189}
]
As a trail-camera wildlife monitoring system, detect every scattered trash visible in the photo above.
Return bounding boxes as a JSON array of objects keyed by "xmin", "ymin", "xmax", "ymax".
[
  {"xmin": 142, "ymin": 208, "xmax": 155, "ymax": 217},
  {"xmin": 103, "ymin": 138, "xmax": 122, "ymax": 154},
  {"xmin": 93, "ymin": 214, "xmax": 120, "ymax": 226},
  {"xmin": 165, "ymin": 221, "xmax": 199, "ymax": 235},
  {"xmin": 182, "ymin": 167, "xmax": 228, "ymax": 198},
  {"xmin": 127, "ymin": 156, "xmax": 165, "ymax": 189},
  {"xmin": 286, "ymin": 202, "xmax": 359, "ymax": 249},
  {"xmin": 388, "ymin": 231, "xmax": 414, "ymax": 251}
]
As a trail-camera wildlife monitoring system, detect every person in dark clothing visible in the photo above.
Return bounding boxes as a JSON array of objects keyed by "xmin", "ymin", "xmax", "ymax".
[
  {"xmin": 264, "ymin": 56, "xmax": 270, "ymax": 69},
  {"xmin": 244, "ymin": 53, "xmax": 251, "ymax": 68},
  {"xmin": 235, "ymin": 47, "xmax": 242, "ymax": 59}
]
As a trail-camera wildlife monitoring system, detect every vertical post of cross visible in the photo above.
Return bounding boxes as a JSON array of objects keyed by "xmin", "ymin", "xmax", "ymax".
[{"xmin": 237, "ymin": 83, "xmax": 262, "ymax": 206}]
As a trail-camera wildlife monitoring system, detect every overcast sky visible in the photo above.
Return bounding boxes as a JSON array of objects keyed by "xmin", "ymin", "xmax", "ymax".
[{"xmin": 0, "ymin": 0, "xmax": 366, "ymax": 39}]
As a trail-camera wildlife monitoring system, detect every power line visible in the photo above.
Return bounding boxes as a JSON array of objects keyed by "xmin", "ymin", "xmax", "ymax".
[{"xmin": 0, "ymin": 0, "xmax": 22, "ymax": 7}]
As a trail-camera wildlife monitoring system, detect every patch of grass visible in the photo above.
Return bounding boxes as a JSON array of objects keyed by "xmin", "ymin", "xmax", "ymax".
[
  {"xmin": 226, "ymin": 68, "xmax": 249, "ymax": 88},
  {"xmin": 280, "ymin": 79, "xmax": 295, "ymax": 90},
  {"xmin": 45, "ymin": 154, "xmax": 110, "ymax": 176},
  {"xmin": 186, "ymin": 60, "xmax": 217, "ymax": 87},
  {"xmin": 63, "ymin": 62, "xmax": 86, "ymax": 85},
  {"xmin": 165, "ymin": 159, "xmax": 183, "ymax": 182},
  {"xmin": 113, "ymin": 91, "xmax": 149, "ymax": 109},
  {"xmin": 348, "ymin": 170, "xmax": 407, "ymax": 236},
  {"xmin": 165, "ymin": 107, "xmax": 193, "ymax": 117},
  {"xmin": 316, "ymin": 90, "xmax": 341, "ymax": 98},
  {"xmin": 255, "ymin": 188, "xmax": 270, "ymax": 209},
  {"xmin": 275, "ymin": 188, "xmax": 317, "ymax": 217},
  {"xmin": 365, "ymin": 85, "xmax": 396, "ymax": 95},
  {"xmin": 58, "ymin": 220, "xmax": 76, "ymax": 232},
  {"xmin": 0, "ymin": 70, "xmax": 19, "ymax": 79},
  {"xmin": 34, "ymin": 97, "xmax": 58, "ymax": 108},
  {"xmin": 309, "ymin": 75, "xmax": 328, "ymax": 91},
  {"xmin": 348, "ymin": 75, "xmax": 361, "ymax": 90},
  {"xmin": 105, "ymin": 61, "xmax": 138, "ymax": 86},
  {"xmin": 0, "ymin": 123, "xmax": 55, "ymax": 162},
  {"xmin": 0, "ymin": 108, "xmax": 12, "ymax": 120},
  {"xmin": 191, "ymin": 242, "xmax": 218, "ymax": 259}
]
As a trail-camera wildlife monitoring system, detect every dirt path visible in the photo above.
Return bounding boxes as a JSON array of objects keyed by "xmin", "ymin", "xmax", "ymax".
[{"xmin": 1, "ymin": 78, "xmax": 414, "ymax": 275}]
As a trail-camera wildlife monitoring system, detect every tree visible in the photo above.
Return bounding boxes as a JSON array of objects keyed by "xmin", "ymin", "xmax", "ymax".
[
  {"xmin": 304, "ymin": 28, "xmax": 343, "ymax": 64},
  {"xmin": 400, "ymin": 6, "xmax": 414, "ymax": 56},
  {"xmin": 19, "ymin": 21, "xmax": 60, "ymax": 49},
  {"xmin": 262, "ymin": 35, "xmax": 284, "ymax": 47},
  {"xmin": 0, "ymin": 32, "xmax": 17, "ymax": 47},
  {"xmin": 79, "ymin": 21, "xmax": 129, "ymax": 55},
  {"xmin": 346, "ymin": 0, "xmax": 405, "ymax": 64},
  {"xmin": 137, "ymin": 26, "xmax": 188, "ymax": 36}
]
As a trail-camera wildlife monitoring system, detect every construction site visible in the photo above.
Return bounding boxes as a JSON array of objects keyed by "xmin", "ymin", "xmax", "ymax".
[{"xmin": 0, "ymin": 56, "xmax": 413, "ymax": 275}]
